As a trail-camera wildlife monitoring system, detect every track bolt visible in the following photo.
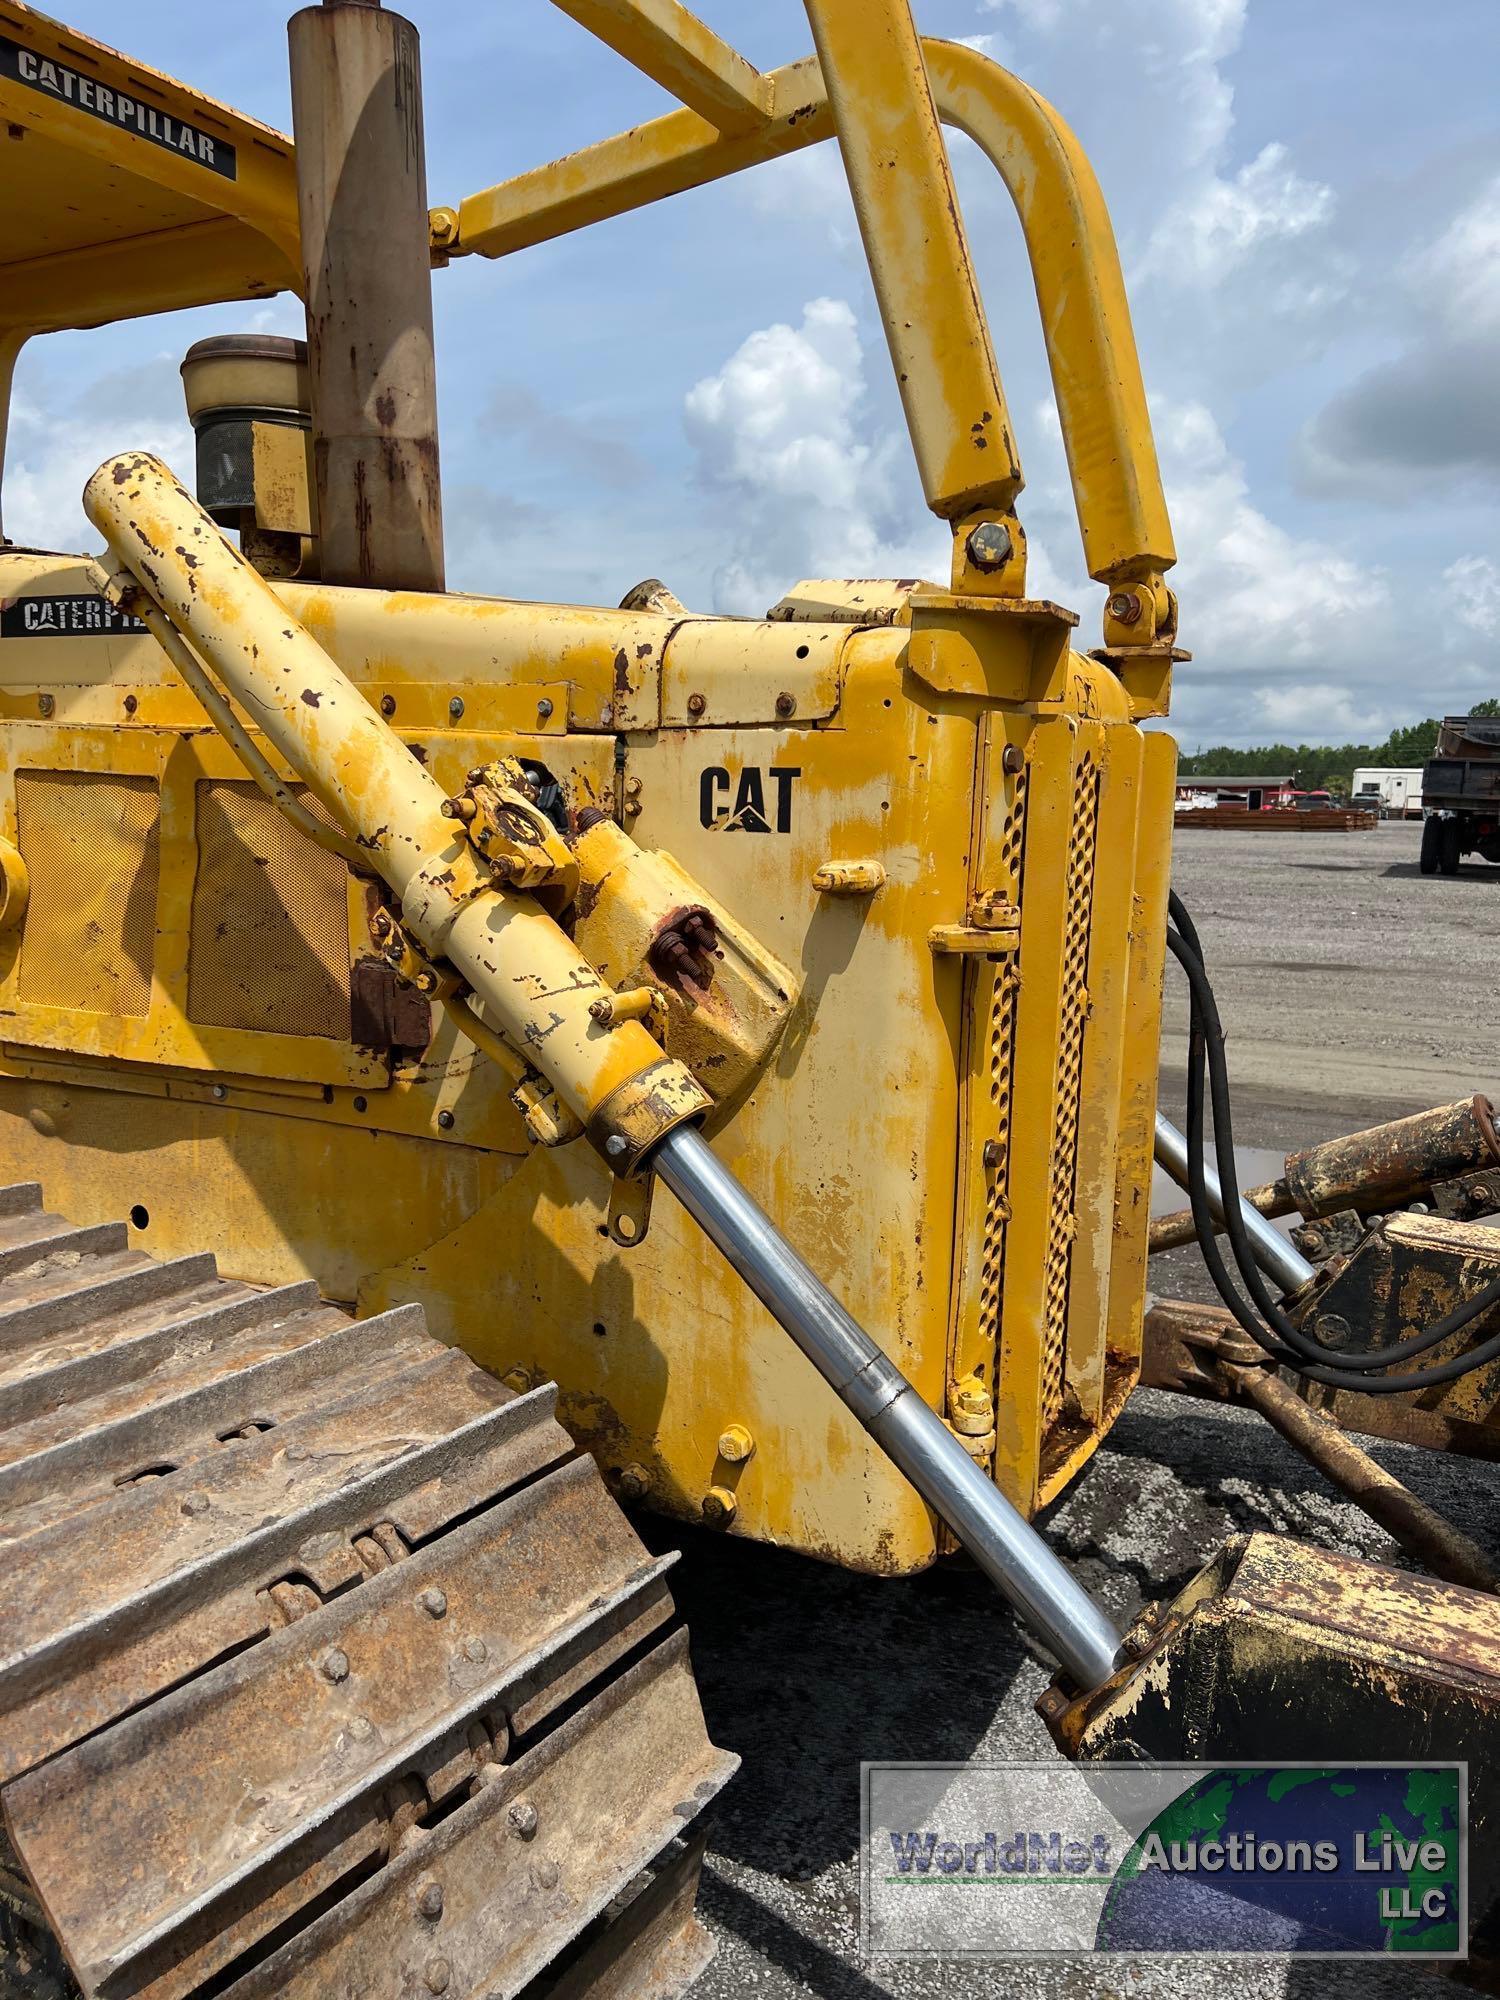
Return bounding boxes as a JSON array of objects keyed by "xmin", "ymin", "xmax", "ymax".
[
  {"xmin": 509, "ymin": 1800, "xmax": 540, "ymax": 1840},
  {"xmin": 701, "ymin": 1486, "xmax": 738, "ymax": 1526},
  {"xmin": 537, "ymin": 697, "xmax": 554, "ymax": 720},
  {"xmin": 775, "ymin": 691, "xmax": 796, "ymax": 718},
  {"xmin": 379, "ymin": 694, "xmax": 397, "ymax": 717},
  {"xmin": 463, "ymin": 1637, "xmax": 488, "ymax": 1664},
  {"xmin": 321, "ymin": 1648, "xmax": 350, "ymax": 1683},
  {"xmin": 419, "ymin": 1588, "xmax": 448, "ymax": 1619},
  {"xmin": 415, "ymin": 1879, "xmax": 444, "ymax": 1921},
  {"xmin": 532, "ymin": 1857, "xmax": 560, "ymax": 1891},
  {"xmin": 180, "ymin": 1491, "xmax": 210, "ymax": 1517},
  {"xmin": 423, "ymin": 1956, "xmax": 451, "ymax": 1994},
  {"xmin": 717, "ymin": 1424, "xmax": 755, "ymax": 1464},
  {"xmin": 686, "ymin": 692, "xmax": 707, "ymax": 716},
  {"xmin": 617, "ymin": 1463, "xmax": 650, "ymax": 1502},
  {"xmin": 965, "ymin": 521, "xmax": 1012, "ymax": 572}
]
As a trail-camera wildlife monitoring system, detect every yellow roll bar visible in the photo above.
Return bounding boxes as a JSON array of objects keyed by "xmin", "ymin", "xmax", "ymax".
[{"xmin": 453, "ymin": 7, "xmax": 1175, "ymax": 610}]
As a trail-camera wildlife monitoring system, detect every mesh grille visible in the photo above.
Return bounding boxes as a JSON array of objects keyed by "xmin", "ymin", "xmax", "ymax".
[
  {"xmin": 976, "ymin": 764, "xmax": 1028, "ymax": 1349},
  {"xmin": 187, "ymin": 781, "xmax": 352, "ymax": 1039},
  {"xmin": 16, "ymin": 772, "xmax": 161, "ymax": 1016},
  {"xmin": 1040, "ymin": 756, "xmax": 1102, "ymax": 1427},
  {"xmin": 977, "ymin": 967, "xmax": 1020, "ymax": 1348}
]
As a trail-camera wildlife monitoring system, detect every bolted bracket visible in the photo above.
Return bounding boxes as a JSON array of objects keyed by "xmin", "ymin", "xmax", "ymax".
[{"xmin": 442, "ymin": 759, "xmax": 579, "ymax": 916}]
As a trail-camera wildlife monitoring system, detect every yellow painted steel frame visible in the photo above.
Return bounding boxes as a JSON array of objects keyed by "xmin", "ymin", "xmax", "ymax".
[
  {"xmin": 0, "ymin": 0, "xmax": 1181, "ymax": 1573},
  {"xmin": 0, "ymin": 533, "xmax": 1174, "ymax": 1567},
  {"xmin": 451, "ymin": 3, "xmax": 1178, "ymax": 684}
]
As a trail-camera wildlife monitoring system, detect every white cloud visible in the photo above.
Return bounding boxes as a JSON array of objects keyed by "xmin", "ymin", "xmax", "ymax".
[
  {"xmin": 1254, "ymin": 683, "xmax": 1384, "ymax": 737},
  {"xmin": 1444, "ymin": 554, "xmax": 1500, "ymax": 638},
  {"xmin": 1152, "ymin": 142, "xmax": 1335, "ymax": 287},
  {"xmin": 683, "ymin": 297, "xmax": 946, "ymax": 614},
  {"xmin": 4, "ymin": 355, "xmax": 194, "ymax": 555},
  {"xmin": 1417, "ymin": 176, "xmax": 1500, "ymax": 335}
]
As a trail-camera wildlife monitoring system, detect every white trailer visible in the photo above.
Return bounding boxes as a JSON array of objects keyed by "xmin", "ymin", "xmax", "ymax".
[{"xmin": 1351, "ymin": 767, "xmax": 1424, "ymax": 818}]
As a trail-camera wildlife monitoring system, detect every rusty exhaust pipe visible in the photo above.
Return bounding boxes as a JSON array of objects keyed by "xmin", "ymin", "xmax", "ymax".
[{"xmin": 287, "ymin": 0, "xmax": 444, "ymax": 591}]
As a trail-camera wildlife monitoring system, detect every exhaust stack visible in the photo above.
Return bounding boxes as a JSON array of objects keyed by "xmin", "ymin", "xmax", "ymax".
[{"xmin": 287, "ymin": 0, "xmax": 444, "ymax": 591}]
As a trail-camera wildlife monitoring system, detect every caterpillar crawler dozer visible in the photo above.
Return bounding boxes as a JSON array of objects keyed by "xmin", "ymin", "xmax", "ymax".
[{"xmin": 2, "ymin": 0, "xmax": 1499, "ymax": 1991}]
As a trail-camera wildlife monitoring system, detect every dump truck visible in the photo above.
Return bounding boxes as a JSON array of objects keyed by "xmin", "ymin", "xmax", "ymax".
[
  {"xmin": 1421, "ymin": 715, "xmax": 1500, "ymax": 873},
  {"xmin": 2, "ymin": 2, "xmax": 1499, "ymax": 1994}
]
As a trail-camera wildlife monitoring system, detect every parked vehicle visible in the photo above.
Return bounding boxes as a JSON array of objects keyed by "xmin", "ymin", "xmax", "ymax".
[
  {"xmin": 1352, "ymin": 767, "xmax": 1424, "ymax": 819},
  {"xmin": 1420, "ymin": 718, "xmax": 1500, "ymax": 874}
]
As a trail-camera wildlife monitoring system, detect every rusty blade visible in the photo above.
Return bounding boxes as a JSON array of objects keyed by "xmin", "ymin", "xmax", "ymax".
[
  {"xmin": 0, "ymin": 1372, "xmax": 571, "ymax": 1783},
  {"xmin": 218, "ymin": 1627, "xmax": 738, "ymax": 2000},
  {"xmin": 0, "ymin": 1304, "xmax": 433, "ymax": 1527},
  {"xmin": 9, "ymin": 1457, "xmax": 679, "ymax": 2000}
]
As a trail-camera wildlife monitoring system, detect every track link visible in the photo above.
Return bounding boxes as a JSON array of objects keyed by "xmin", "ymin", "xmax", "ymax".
[{"xmin": 0, "ymin": 1185, "xmax": 734, "ymax": 2000}]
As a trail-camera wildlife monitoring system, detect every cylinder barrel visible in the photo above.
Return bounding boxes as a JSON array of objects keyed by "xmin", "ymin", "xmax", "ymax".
[
  {"xmin": 1283, "ymin": 1097, "xmax": 1500, "ymax": 1220},
  {"xmin": 287, "ymin": 2, "xmax": 444, "ymax": 591}
]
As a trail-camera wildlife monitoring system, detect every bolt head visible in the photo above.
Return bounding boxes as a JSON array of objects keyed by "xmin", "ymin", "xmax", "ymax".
[
  {"xmin": 1107, "ymin": 589, "xmax": 1143, "ymax": 626},
  {"xmin": 423, "ymin": 1955, "xmax": 451, "ymax": 1994},
  {"xmin": 604, "ymin": 1133, "xmax": 629, "ymax": 1159},
  {"xmin": 463, "ymin": 1636, "xmax": 488, "ymax": 1664},
  {"xmin": 320, "ymin": 1648, "xmax": 350, "ymax": 1683},
  {"xmin": 686, "ymin": 692, "xmax": 707, "ymax": 716},
  {"xmin": 180, "ymin": 1490, "xmax": 210, "ymax": 1517},
  {"xmin": 537, "ymin": 696, "xmax": 554, "ymax": 720},
  {"xmin": 37, "ymin": 693, "xmax": 55, "ymax": 718},
  {"xmin": 701, "ymin": 1486, "xmax": 738, "ymax": 1526},
  {"xmin": 716, "ymin": 1423, "xmax": 755, "ymax": 1464},
  {"xmin": 982, "ymin": 1138, "xmax": 1002, "ymax": 1172},
  {"xmin": 775, "ymin": 691, "xmax": 796, "ymax": 718},
  {"xmin": 448, "ymin": 696, "xmax": 465, "ymax": 720},
  {"xmin": 1001, "ymin": 743, "xmax": 1025, "ymax": 775},
  {"xmin": 508, "ymin": 1800, "xmax": 540, "ymax": 1840},
  {"xmin": 379, "ymin": 693, "xmax": 397, "ymax": 717},
  {"xmin": 437, "ymin": 1109, "xmax": 455, "ymax": 1131},
  {"xmin": 532, "ymin": 1857, "xmax": 560, "ymax": 1891},
  {"xmin": 419, "ymin": 1588, "xmax": 448, "ymax": 1619},
  {"xmin": 617, "ymin": 1463, "xmax": 650, "ymax": 1502},
  {"xmin": 964, "ymin": 520, "xmax": 1013, "ymax": 572},
  {"xmin": 211, "ymin": 1083, "xmax": 228, "ymax": 1101},
  {"xmin": 416, "ymin": 1879, "xmax": 444, "ymax": 1920}
]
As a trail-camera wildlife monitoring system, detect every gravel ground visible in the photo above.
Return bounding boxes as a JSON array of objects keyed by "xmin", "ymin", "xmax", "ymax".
[{"xmin": 653, "ymin": 816, "xmax": 1500, "ymax": 1999}]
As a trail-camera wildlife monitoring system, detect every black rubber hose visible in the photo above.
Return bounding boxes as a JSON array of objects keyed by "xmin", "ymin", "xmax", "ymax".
[{"xmin": 1166, "ymin": 918, "xmax": 1500, "ymax": 1391}]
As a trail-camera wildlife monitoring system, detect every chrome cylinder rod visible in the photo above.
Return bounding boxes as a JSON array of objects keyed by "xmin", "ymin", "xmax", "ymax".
[
  {"xmin": 651, "ymin": 1125, "xmax": 1123, "ymax": 1690},
  {"xmin": 1153, "ymin": 1111, "xmax": 1314, "ymax": 1297}
]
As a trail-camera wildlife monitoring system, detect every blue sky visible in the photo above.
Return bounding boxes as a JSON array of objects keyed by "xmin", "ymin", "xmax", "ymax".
[{"xmin": 8, "ymin": 0, "xmax": 1498, "ymax": 748}]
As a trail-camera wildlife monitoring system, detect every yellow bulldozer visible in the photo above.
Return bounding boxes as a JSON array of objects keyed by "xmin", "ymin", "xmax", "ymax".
[{"xmin": 1, "ymin": 1, "xmax": 1498, "ymax": 1993}]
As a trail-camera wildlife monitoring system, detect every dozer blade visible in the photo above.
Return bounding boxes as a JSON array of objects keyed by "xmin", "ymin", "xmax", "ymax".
[
  {"xmin": 0, "ymin": 1184, "xmax": 735, "ymax": 2000},
  {"xmin": 1040, "ymin": 1532, "xmax": 1500, "ymax": 1963}
]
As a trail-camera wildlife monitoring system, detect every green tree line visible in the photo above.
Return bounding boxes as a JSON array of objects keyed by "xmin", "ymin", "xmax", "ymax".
[{"xmin": 1178, "ymin": 698, "xmax": 1500, "ymax": 798}]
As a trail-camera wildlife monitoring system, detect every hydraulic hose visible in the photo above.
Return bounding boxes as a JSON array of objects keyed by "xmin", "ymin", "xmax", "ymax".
[{"xmin": 1166, "ymin": 895, "xmax": 1500, "ymax": 1392}]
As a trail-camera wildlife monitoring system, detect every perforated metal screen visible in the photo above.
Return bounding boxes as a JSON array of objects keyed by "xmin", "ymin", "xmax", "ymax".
[
  {"xmin": 16, "ymin": 771, "xmax": 161, "ymax": 1017},
  {"xmin": 187, "ymin": 780, "xmax": 352, "ymax": 1040}
]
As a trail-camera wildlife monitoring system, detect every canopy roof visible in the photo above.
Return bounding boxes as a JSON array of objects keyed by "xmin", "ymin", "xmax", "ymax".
[{"xmin": 0, "ymin": 0, "xmax": 298, "ymax": 336}]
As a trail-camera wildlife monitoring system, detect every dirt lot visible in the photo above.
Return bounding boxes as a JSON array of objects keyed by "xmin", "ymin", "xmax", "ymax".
[{"xmin": 667, "ymin": 816, "xmax": 1500, "ymax": 1999}]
